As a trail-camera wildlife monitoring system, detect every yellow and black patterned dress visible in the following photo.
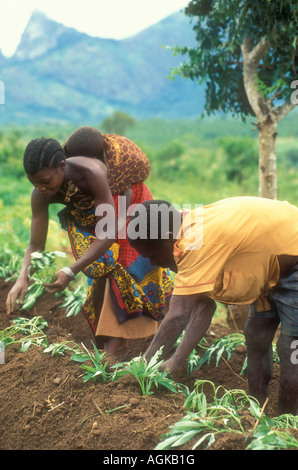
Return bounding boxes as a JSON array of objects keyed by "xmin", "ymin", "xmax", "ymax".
[{"xmin": 59, "ymin": 134, "xmax": 173, "ymax": 336}]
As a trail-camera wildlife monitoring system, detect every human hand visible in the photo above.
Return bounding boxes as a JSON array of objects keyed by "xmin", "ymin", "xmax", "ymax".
[
  {"xmin": 6, "ymin": 278, "xmax": 28, "ymax": 315},
  {"xmin": 43, "ymin": 269, "xmax": 72, "ymax": 294}
]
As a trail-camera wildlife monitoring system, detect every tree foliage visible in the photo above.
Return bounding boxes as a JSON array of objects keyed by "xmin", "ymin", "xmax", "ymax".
[
  {"xmin": 173, "ymin": 0, "xmax": 298, "ymax": 118},
  {"xmin": 101, "ymin": 110, "xmax": 136, "ymax": 135}
]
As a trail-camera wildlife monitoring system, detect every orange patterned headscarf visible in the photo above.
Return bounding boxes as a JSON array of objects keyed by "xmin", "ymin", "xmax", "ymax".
[{"xmin": 103, "ymin": 134, "xmax": 150, "ymax": 195}]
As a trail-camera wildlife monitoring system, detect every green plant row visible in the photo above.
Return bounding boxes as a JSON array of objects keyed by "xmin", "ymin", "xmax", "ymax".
[
  {"xmin": 1, "ymin": 315, "xmax": 297, "ymax": 450},
  {"xmin": 155, "ymin": 380, "xmax": 298, "ymax": 451},
  {"xmin": 0, "ymin": 316, "xmax": 48, "ymax": 352},
  {"xmin": 0, "ymin": 315, "xmax": 188, "ymax": 397},
  {"xmin": 45, "ymin": 340, "xmax": 188, "ymax": 397}
]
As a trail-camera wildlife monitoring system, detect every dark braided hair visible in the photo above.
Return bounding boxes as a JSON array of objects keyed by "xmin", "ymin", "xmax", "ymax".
[
  {"xmin": 23, "ymin": 137, "xmax": 66, "ymax": 176},
  {"xmin": 63, "ymin": 126, "xmax": 104, "ymax": 160}
]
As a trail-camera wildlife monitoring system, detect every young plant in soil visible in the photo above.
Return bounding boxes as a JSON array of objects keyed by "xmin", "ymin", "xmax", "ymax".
[
  {"xmin": 156, "ymin": 379, "xmax": 261, "ymax": 450},
  {"xmin": 0, "ymin": 316, "xmax": 48, "ymax": 351},
  {"xmin": 60, "ymin": 284, "xmax": 87, "ymax": 317},
  {"xmin": 156, "ymin": 378, "xmax": 298, "ymax": 451},
  {"xmin": 197, "ymin": 333, "xmax": 246, "ymax": 369},
  {"xmin": 112, "ymin": 348, "xmax": 188, "ymax": 396},
  {"xmin": 176, "ymin": 332, "xmax": 246, "ymax": 375},
  {"xmin": 43, "ymin": 340, "xmax": 84, "ymax": 357},
  {"xmin": 0, "ymin": 249, "xmax": 22, "ymax": 281},
  {"xmin": 246, "ymin": 414, "xmax": 298, "ymax": 450},
  {"xmin": 21, "ymin": 251, "xmax": 66, "ymax": 310},
  {"xmin": 70, "ymin": 342, "xmax": 111, "ymax": 383}
]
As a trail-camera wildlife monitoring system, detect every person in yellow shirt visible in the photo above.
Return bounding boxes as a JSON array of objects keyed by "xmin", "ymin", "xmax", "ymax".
[{"xmin": 127, "ymin": 196, "xmax": 298, "ymax": 415}]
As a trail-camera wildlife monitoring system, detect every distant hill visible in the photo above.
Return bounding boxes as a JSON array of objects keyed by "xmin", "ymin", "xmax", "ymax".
[{"xmin": 0, "ymin": 10, "xmax": 205, "ymax": 125}]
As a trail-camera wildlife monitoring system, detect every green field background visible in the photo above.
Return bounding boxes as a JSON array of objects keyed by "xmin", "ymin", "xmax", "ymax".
[{"xmin": 1, "ymin": 111, "xmax": 298, "ymax": 262}]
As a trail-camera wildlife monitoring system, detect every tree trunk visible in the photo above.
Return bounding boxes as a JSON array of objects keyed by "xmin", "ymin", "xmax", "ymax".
[
  {"xmin": 240, "ymin": 37, "xmax": 278, "ymax": 199},
  {"xmin": 241, "ymin": 36, "xmax": 295, "ymax": 199},
  {"xmin": 258, "ymin": 117, "xmax": 278, "ymax": 199}
]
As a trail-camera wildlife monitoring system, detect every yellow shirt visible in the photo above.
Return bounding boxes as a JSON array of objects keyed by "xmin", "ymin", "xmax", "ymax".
[{"xmin": 173, "ymin": 197, "xmax": 298, "ymax": 306}]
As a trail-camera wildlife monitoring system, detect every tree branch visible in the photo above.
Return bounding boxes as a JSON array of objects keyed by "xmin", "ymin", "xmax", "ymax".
[
  {"xmin": 274, "ymin": 100, "xmax": 297, "ymax": 122},
  {"xmin": 248, "ymin": 36, "xmax": 270, "ymax": 64},
  {"xmin": 241, "ymin": 37, "xmax": 269, "ymax": 119}
]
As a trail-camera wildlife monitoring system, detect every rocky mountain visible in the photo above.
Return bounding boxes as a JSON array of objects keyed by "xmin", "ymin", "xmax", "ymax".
[{"xmin": 0, "ymin": 10, "xmax": 204, "ymax": 125}]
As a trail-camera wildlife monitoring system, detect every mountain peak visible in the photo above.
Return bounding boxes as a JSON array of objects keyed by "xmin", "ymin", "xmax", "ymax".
[
  {"xmin": 1, "ymin": 10, "xmax": 203, "ymax": 124},
  {"xmin": 14, "ymin": 10, "xmax": 77, "ymax": 61}
]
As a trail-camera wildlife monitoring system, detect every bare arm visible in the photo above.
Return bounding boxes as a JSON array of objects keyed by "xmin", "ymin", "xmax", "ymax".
[
  {"xmin": 6, "ymin": 189, "xmax": 49, "ymax": 313},
  {"xmin": 144, "ymin": 293, "xmax": 216, "ymax": 373},
  {"xmin": 44, "ymin": 162, "xmax": 126, "ymax": 293}
]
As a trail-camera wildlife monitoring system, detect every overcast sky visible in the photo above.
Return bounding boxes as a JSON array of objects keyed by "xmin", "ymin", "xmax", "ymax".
[{"xmin": 1, "ymin": 0, "xmax": 190, "ymax": 57}]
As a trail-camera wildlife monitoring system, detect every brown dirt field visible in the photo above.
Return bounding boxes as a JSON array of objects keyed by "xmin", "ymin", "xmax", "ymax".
[{"xmin": 0, "ymin": 279, "xmax": 282, "ymax": 452}]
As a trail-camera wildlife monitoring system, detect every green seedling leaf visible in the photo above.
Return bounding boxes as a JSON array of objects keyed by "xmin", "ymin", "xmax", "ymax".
[
  {"xmin": 20, "ymin": 340, "xmax": 32, "ymax": 352},
  {"xmin": 70, "ymin": 353, "xmax": 91, "ymax": 363}
]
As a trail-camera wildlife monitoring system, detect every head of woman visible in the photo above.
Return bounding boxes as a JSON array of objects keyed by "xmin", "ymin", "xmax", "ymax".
[{"xmin": 23, "ymin": 137, "xmax": 66, "ymax": 198}]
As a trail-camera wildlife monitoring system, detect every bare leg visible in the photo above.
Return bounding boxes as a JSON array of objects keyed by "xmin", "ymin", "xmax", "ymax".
[
  {"xmin": 276, "ymin": 333, "xmax": 298, "ymax": 415},
  {"xmin": 244, "ymin": 317, "xmax": 279, "ymax": 406},
  {"xmin": 103, "ymin": 337, "xmax": 122, "ymax": 355}
]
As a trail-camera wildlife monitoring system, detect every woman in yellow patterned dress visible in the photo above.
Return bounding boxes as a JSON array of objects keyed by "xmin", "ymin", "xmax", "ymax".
[{"xmin": 6, "ymin": 127, "xmax": 173, "ymax": 354}]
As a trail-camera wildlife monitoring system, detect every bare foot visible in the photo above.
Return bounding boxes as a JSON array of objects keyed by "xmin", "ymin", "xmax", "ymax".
[{"xmin": 104, "ymin": 337, "xmax": 127, "ymax": 355}]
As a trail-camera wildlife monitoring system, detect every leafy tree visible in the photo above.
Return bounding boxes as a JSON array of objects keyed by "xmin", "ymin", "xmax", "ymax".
[
  {"xmin": 101, "ymin": 110, "xmax": 136, "ymax": 135},
  {"xmin": 172, "ymin": 0, "xmax": 298, "ymax": 198},
  {"xmin": 218, "ymin": 136, "xmax": 258, "ymax": 183}
]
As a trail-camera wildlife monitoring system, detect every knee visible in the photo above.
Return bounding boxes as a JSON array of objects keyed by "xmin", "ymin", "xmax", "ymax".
[
  {"xmin": 244, "ymin": 318, "xmax": 261, "ymax": 345},
  {"xmin": 244, "ymin": 318, "xmax": 276, "ymax": 352}
]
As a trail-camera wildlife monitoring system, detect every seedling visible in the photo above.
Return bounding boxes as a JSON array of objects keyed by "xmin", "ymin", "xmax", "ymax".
[
  {"xmin": 112, "ymin": 348, "xmax": 188, "ymax": 396},
  {"xmin": 176, "ymin": 332, "xmax": 208, "ymax": 375},
  {"xmin": 70, "ymin": 342, "xmax": 111, "ymax": 383},
  {"xmin": 0, "ymin": 316, "xmax": 48, "ymax": 351},
  {"xmin": 60, "ymin": 284, "xmax": 87, "ymax": 317},
  {"xmin": 0, "ymin": 250, "xmax": 22, "ymax": 281},
  {"xmin": 43, "ymin": 340, "xmax": 84, "ymax": 357},
  {"xmin": 156, "ymin": 379, "xmax": 260, "ymax": 450},
  {"xmin": 247, "ymin": 422, "xmax": 298, "ymax": 450},
  {"xmin": 196, "ymin": 333, "xmax": 246, "ymax": 369},
  {"xmin": 21, "ymin": 251, "xmax": 66, "ymax": 310}
]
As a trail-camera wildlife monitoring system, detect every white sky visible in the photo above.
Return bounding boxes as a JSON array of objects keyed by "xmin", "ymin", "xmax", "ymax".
[{"xmin": 1, "ymin": 0, "xmax": 190, "ymax": 57}]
